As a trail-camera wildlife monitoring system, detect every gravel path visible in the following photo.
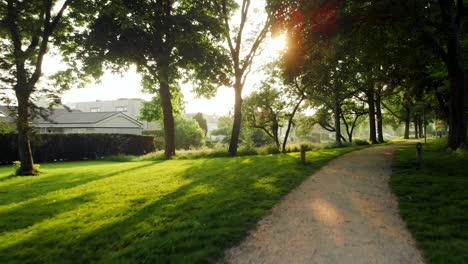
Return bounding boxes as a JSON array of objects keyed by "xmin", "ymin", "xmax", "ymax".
[{"xmin": 224, "ymin": 145, "xmax": 425, "ymax": 264}]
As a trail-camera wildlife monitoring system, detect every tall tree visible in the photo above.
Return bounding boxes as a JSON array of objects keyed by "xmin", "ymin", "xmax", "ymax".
[
  {"xmin": 0, "ymin": 0, "xmax": 93, "ymax": 175},
  {"xmin": 214, "ymin": 0, "xmax": 271, "ymax": 155},
  {"xmin": 82, "ymin": 0, "xmax": 228, "ymax": 159}
]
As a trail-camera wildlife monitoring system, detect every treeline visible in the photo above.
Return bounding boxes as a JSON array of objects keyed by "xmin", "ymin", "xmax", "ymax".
[
  {"xmin": 264, "ymin": 0, "xmax": 466, "ymax": 149},
  {"xmin": 1, "ymin": 0, "xmax": 466, "ymax": 175}
]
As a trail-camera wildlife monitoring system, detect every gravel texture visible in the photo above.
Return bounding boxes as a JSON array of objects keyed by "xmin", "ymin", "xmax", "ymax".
[{"xmin": 224, "ymin": 145, "xmax": 425, "ymax": 264}]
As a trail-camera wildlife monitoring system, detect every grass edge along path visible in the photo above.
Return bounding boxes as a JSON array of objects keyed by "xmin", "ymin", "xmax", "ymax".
[
  {"xmin": 391, "ymin": 138, "xmax": 468, "ymax": 264},
  {"xmin": 0, "ymin": 145, "xmax": 367, "ymax": 264}
]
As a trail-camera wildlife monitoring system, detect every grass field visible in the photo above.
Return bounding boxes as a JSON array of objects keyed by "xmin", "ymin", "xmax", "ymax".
[
  {"xmin": 0, "ymin": 146, "xmax": 365, "ymax": 263},
  {"xmin": 391, "ymin": 138, "xmax": 468, "ymax": 264}
]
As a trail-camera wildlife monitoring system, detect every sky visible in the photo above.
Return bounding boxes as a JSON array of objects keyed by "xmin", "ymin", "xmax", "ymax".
[{"xmin": 53, "ymin": 1, "xmax": 287, "ymax": 116}]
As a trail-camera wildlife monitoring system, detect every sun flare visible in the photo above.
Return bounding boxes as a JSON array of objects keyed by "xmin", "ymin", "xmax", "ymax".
[{"xmin": 270, "ymin": 33, "xmax": 287, "ymax": 52}]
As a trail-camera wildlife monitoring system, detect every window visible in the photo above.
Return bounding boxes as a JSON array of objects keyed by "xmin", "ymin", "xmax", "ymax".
[
  {"xmin": 116, "ymin": 106, "xmax": 127, "ymax": 112},
  {"xmin": 90, "ymin": 108, "xmax": 100, "ymax": 112}
]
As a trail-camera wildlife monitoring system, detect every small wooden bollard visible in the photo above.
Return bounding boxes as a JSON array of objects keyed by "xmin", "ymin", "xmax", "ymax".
[
  {"xmin": 416, "ymin": 142, "xmax": 423, "ymax": 168},
  {"xmin": 300, "ymin": 144, "xmax": 307, "ymax": 165}
]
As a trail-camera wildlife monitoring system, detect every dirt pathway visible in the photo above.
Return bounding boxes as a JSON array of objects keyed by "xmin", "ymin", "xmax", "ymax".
[{"xmin": 224, "ymin": 145, "xmax": 425, "ymax": 264}]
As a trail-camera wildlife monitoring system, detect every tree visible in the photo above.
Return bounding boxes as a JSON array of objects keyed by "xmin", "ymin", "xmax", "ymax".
[
  {"xmin": 0, "ymin": 0, "xmax": 94, "ymax": 175},
  {"xmin": 214, "ymin": 0, "xmax": 271, "ymax": 155},
  {"xmin": 243, "ymin": 60, "xmax": 306, "ymax": 152},
  {"xmin": 211, "ymin": 114, "xmax": 233, "ymax": 139},
  {"xmin": 82, "ymin": 0, "xmax": 228, "ymax": 159},
  {"xmin": 340, "ymin": 99, "xmax": 367, "ymax": 143},
  {"xmin": 193, "ymin": 112, "xmax": 208, "ymax": 136},
  {"xmin": 243, "ymin": 83, "xmax": 284, "ymax": 149}
]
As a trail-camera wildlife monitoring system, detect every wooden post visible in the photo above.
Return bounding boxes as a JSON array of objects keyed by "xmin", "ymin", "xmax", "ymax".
[
  {"xmin": 300, "ymin": 144, "xmax": 307, "ymax": 165},
  {"xmin": 416, "ymin": 143, "xmax": 423, "ymax": 168}
]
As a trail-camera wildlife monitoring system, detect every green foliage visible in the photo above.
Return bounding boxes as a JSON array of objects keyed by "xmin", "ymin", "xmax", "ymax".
[
  {"xmin": 392, "ymin": 138, "xmax": 468, "ymax": 263},
  {"xmin": 211, "ymin": 115, "xmax": 233, "ymax": 137},
  {"xmin": 175, "ymin": 116, "xmax": 205, "ymax": 150},
  {"xmin": 0, "ymin": 145, "xmax": 364, "ymax": 263},
  {"xmin": 192, "ymin": 113, "xmax": 208, "ymax": 136},
  {"xmin": 353, "ymin": 139, "xmax": 370, "ymax": 146},
  {"xmin": 0, "ymin": 134, "xmax": 155, "ymax": 163},
  {"xmin": 142, "ymin": 130, "xmax": 165, "ymax": 136},
  {"xmin": 105, "ymin": 154, "xmax": 137, "ymax": 163},
  {"xmin": 0, "ymin": 118, "xmax": 15, "ymax": 134},
  {"xmin": 139, "ymin": 95, "xmax": 184, "ymax": 122}
]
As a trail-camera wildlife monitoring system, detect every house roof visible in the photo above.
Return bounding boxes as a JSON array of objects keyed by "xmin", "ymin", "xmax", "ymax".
[
  {"xmin": 35, "ymin": 112, "xmax": 132, "ymax": 124},
  {"xmin": 0, "ymin": 106, "xmax": 16, "ymax": 123}
]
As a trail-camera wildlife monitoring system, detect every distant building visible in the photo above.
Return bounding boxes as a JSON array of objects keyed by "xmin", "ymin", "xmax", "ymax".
[
  {"xmin": 34, "ymin": 110, "xmax": 143, "ymax": 135},
  {"xmin": 0, "ymin": 106, "xmax": 144, "ymax": 135},
  {"xmin": 67, "ymin": 98, "xmax": 159, "ymax": 130}
]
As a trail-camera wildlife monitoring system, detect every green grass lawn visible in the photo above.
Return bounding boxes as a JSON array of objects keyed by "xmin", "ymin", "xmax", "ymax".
[
  {"xmin": 0, "ymin": 146, "xmax": 365, "ymax": 263},
  {"xmin": 391, "ymin": 138, "xmax": 468, "ymax": 264}
]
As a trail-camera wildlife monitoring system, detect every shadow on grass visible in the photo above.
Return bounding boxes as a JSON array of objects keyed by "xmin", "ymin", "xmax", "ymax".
[
  {"xmin": 0, "ymin": 162, "xmax": 160, "ymax": 205},
  {"xmin": 0, "ymin": 192, "xmax": 96, "ymax": 233},
  {"xmin": 2, "ymin": 154, "xmax": 311, "ymax": 263}
]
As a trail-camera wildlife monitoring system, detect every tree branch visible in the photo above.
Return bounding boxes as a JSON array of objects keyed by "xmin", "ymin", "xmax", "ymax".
[{"xmin": 29, "ymin": 0, "xmax": 72, "ymax": 86}]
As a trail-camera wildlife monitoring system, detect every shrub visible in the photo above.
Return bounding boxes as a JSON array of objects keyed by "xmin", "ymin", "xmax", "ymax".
[
  {"xmin": 175, "ymin": 116, "xmax": 205, "ymax": 150},
  {"xmin": 105, "ymin": 154, "xmax": 137, "ymax": 162},
  {"xmin": 13, "ymin": 161, "xmax": 41, "ymax": 175},
  {"xmin": 353, "ymin": 139, "xmax": 370, "ymax": 146},
  {"xmin": 323, "ymin": 142, "xmax": 351, "ymax": 149},
  {"xmin": 0, "ymin": 133, "xmax": 155, "ymax": 163},
  {"xmin": 257, "ymin": 144, "xmax": 281, "ymax": 155}
]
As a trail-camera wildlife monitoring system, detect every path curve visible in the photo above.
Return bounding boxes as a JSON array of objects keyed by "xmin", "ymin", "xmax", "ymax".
[{"xmin": 224, "ymin": 145, "xmax": 425, "ymax": 264}]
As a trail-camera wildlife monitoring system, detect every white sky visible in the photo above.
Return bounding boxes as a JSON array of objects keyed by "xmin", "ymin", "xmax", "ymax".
[{"xmin": 51, "ymin": 1, "xmax": 286, "ymax": 116}]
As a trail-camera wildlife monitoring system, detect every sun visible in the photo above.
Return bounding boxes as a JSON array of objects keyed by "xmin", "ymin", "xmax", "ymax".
[{"xmin": 270, "ymin": 33, "xmax": 287, "ymax": 52}]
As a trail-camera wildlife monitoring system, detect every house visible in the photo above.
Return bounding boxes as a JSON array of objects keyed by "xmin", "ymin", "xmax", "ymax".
[
  {"xmin": 67, "ymin": 98, "xmax": 159, "ymax": 130},
  {"xmin": 33, "ymin": 110, "xmax": 144, "ymax": 135}
]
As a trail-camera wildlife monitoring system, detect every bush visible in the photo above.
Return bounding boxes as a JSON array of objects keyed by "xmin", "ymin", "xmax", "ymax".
[
  {"xmin": 353, "ymin": 139, "xmax": 370, "ymax": 146},
  {"xmin": 13, "ymin": 161, "xmax": 41, "ymax": 175},
  {"xmin": 105, "ymin": 154, "xmax": 137, "ymax": 162},
  {"xmin": 257, "ymin": 144, "xmax": 281, "ymax": 155},
  {"xmin": 322, "ymin": 142, "xmax": 352, "ymax": 149},
  {"xmin": 0, "ymin": 133, "xmax": 155, "ymax": 163},
  {"xmin": 175, "ymin": 116, "xmax": 205, "ymax": 149}
]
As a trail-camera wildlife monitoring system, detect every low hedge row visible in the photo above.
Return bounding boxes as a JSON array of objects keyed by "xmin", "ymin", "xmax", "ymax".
[{"xmin": 0, "ymin": 133, "xmax": 155, "ymax": 163}]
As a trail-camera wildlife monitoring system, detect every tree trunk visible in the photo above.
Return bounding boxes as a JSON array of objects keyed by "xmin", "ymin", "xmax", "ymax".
[
  {"xmin": 341, "ymin": 114, "xmax": 351, "ymax": 143},
  {"xmin": 439, "ymin": 0, "xmax": 467, "ymax": 149},
  {"xmin": 272, "ymin": 121, "xmax": 280, "ymax": 150},
  {"xmin": 404, "ymin": 105, "xmax": 410, "ymax": 139},
  {"xmin": 158, "ymin": 63, "xmax": 176, "ymax": 159},
  {"xmin": 376, "ymin": 91, "xmax": 384, "ymax": 143},
  {"xmin": 418, "ymin": 116, "xmax": 423, "ymax": 139},
  {"xmin": 229, "ymin": 78, "xmax": 243, "ymax": 155},
  {"xmin": 367, "ymin": 87, "xmax": 378, "ymax": 144},
  {"xmin": 334, "ymin": 97, "xmax": 342, "ymax": 145},
  {"xmin": 282, "ymin": 96, "xmax": 304, "ymax": 153},
  {"xmin": 414, "ymin": 119, "xmax": 419, "ymax": 139},
  {"xmin": 15, "ymin": 93, "xmax": 36, "ymax": 176},
  {"xmin": 446, "ymin": 22, "xmax": 467, "ymax": 149}
]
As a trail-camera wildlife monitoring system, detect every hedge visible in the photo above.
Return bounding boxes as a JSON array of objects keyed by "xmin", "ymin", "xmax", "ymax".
[{"xmin": 0, "ymin": 133, "xmax": 155, "ymax": 163}]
